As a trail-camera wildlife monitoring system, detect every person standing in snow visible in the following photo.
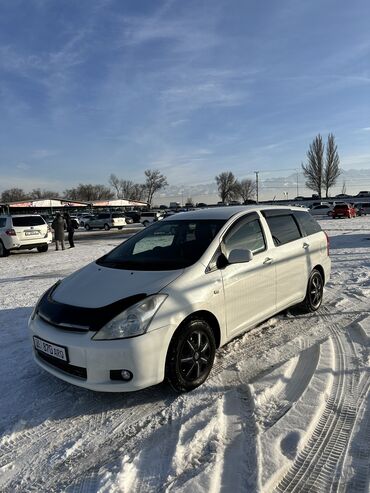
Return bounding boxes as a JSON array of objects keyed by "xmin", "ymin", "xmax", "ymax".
[
  {"xmin": 64, "ymin": 212, "xmax": 76, "ymax": 248},
  {"xmin": 51, "ymin": 212, "xmax": 66, "ymax": 251}
]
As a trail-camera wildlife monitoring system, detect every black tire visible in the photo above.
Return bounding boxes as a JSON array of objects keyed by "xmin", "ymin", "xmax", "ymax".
[
  {"xmin": 85, "ymin": 224, "xmax": 91, "ymax": 230},
  {"xmin": 117, "ymin": 226, "xmax": 123, "ymax": 230},
  {"xmin": 302, "ymin": 269, "xmax": 324, "ymax": 312},
  {"xmin": 37, "ymin": 245, "xmax": 48, "ymax": 253},
  {"xmin": 104, "ymin": 223, "xmax": 110, "ymax": 231},
  {"xmin": 143, "ymin": 220, "xmax": 149, "ymax": 227},
  {"xmin": 0, "ymin": 241, "xmax": 10, "ymax": 257},
  {"xmin": 166, "ymin": 319, "xmax": 216, "ymax": 392}
]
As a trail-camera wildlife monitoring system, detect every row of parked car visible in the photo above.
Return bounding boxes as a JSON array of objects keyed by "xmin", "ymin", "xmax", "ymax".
[
  {"xmin": 0, "ymin": 210, "xmax": 168, "ymax": 256},
  {"xmin": 309, "ymin": 202, "xmax": 370, "ymax": 218}
]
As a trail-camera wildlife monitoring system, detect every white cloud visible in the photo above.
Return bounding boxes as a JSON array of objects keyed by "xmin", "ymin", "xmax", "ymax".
[
  {"xmin": 16, "ymin": 162, "xmax": 30, "ymax": 171},
  {"xmin": 31, "ymin": 149, "xmax": 58, "ymax": 159}
]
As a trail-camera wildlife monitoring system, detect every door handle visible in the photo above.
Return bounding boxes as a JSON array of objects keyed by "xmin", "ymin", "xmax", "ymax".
[
  {"xmin": 263, "ymin": 257, "xmax": 273, "ymax": 264},
  {"xmin": 303, "ymin": 242, "xmax": 310, "ymax": 249}
]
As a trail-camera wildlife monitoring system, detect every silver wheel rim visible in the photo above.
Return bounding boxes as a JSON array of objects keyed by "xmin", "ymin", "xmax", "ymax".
[{"xmin": 309, "ymin": 274, "xmax": 323, "ymax": 308}]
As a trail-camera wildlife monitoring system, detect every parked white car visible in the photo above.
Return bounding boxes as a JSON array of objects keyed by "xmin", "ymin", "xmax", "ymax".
[
  {"xmin": 309, "ymin": 204, "xmax": 334, "ymax": 216},
  {"xmin": 140, "ymin": 211, "xmax": 164, "ymax": 226},
  {"xmin": 0, "ymin": 214, "xmax": 52, "ymax": 257},
  {"xmin": 84, "ymin": 213, "xmax": 127, "ymax": 230},
  {"xmin": 29, "ymin": 206, "xmax": 330, "ymax": 392}
]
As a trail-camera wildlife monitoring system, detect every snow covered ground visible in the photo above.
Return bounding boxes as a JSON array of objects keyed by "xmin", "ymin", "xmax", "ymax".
[{"xmin": 0, "ymin": 217, "xmax": 369, "ymax": 492}]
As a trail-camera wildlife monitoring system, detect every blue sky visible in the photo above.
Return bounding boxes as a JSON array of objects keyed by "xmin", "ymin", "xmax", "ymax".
[{"xmin": 1, "ymin": 0, "xmax": 370, "ymax": 195}]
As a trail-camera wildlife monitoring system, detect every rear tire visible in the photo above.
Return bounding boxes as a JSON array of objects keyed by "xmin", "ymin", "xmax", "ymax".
[
  {"xmin": 302, "ymin": 269, "xmax": 324, "ymax": 312},
  {"xmin": 104, "ymin": 224, "xmax": 110, "ymax": 231},
  {"xmin": 166, "ymin": 319, "xmax": 216, "ymax": 392},
  {"xmin": 37, "ymin": 245, "xmax": 48, "ymax": 253},
  {"xmin": 85, "ymin": 224, "xmax": 91, "ymax": 231},
  {"xmin": 0, "ymin": 241, "xmax": 10, "ymax": 257},
  {"xmin": 143, "ymin": 220, "xmax": 149, "ymax": 227},
  {"xmin": 118, "ymin": 226, "xmax": 123, "ymax": 230}
]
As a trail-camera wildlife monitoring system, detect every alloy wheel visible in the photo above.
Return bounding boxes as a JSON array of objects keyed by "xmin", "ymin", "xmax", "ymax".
[
  {"xmin": 309, "ymin": 273, "xmax": 323, "ymax": 309},
  {"xmin": 179, "ymin": 329, "xmax": 213, "ymax": 382}
]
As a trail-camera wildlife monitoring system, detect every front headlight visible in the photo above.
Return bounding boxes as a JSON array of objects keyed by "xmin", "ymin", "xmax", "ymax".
[{"xmin": 92, "ymin": 294, "xmax": 167, "ymax": 340}]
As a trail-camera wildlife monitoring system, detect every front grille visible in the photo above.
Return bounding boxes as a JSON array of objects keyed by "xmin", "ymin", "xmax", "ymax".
[{"xmin": 36, "ymin": 351, "xmax": 87, "ymax": 379}]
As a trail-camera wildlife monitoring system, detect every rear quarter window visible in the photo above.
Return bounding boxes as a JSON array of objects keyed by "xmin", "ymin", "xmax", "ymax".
[
  {"xmin": 294, "ymin": 211, "xmax": 322, "ymax": 236},
  {"xmin": 12, "ymin": 216, "xmax": 45, "ymax": 227},
  {"xmin": 0, "ymin": 218, "xmax": 7, "ymax": 228},
  {"xmin": 265, "ymin": 214, "xmax": 302, "ymax": 246}
]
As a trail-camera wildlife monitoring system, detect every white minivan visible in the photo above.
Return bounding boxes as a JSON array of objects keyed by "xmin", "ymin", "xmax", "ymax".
[{"xmin": 29, "ymin": 206, "xmax": 330, "ymax": 392}]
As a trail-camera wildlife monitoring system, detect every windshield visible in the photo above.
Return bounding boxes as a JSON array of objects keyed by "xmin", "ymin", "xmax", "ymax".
[{"xmin": 97, "ymin": 219, "xmax": 226, "ymax": 270}]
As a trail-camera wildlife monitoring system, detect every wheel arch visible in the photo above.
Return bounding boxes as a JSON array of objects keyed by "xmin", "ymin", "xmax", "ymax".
[
  {"xmin": 312, "ymin": 264, "xmax": 325, "ymax": 284},
  {"xmin": 169, "ymin": 310, "xmax": 221, "ymax": 349}
]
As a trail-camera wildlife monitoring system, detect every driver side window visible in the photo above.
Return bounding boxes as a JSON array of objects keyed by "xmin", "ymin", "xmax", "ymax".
[{"xmin": 222, "ymin": 217, "xmax": 266, "ymax": 257}]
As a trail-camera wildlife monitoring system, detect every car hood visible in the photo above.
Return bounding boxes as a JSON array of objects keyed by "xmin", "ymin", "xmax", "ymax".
[{"xmin": 52, "ymin": 261, "xmax": 183, "ymax": 308}]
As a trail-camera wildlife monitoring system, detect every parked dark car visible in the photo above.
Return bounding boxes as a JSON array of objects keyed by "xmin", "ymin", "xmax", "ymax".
[{"xmin": 124, "ymin": 211, "xmax": 141, "ymax": 223}]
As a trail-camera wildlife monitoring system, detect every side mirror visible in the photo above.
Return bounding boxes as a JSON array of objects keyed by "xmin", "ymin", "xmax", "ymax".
[{"xmin": 227, "ymin": 248, "xmax": 253, "ymax": 264}]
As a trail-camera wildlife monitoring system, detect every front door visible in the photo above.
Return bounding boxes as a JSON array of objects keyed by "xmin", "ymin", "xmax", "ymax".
[{"xmin": 220, "ymin": 213, "xmax": 276, "ymax": 337}]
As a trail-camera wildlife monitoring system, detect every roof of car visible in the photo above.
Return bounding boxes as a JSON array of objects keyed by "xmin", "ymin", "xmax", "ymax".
[
  {"xmin": 163, "ymin": 205, "xmax": 307, "ymax": 221},
  {"xmin": 0, "ymin": 214, "xmax": 44, "ymax": 218}
]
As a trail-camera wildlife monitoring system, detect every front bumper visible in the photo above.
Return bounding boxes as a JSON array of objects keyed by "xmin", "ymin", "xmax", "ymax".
[{"xmin": 29, "ymin": 315, "xmax": 175, "ymax": 392}]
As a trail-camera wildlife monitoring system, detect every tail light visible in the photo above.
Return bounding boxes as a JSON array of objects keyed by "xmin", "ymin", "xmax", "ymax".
[
  {"xmin": 324, "ymin": 232, "xmax": 330, "ymax": 256},
  {"xmin": 5, "ymin": 229, "xmax": 16, "ymax": 236}
]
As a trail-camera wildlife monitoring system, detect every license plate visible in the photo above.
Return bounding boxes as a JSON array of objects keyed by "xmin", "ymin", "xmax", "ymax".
[
  {"xmin": 25, "ymin": 230, "xmax": 40, "ymax": 236},
  {"xmin": 33, "ymin": 336, "xmax": 68, "ymax": 362}
]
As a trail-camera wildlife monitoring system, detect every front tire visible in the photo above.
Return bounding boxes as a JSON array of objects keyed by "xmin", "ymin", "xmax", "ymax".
[
  {"xmin": 302, "ymin": 269, "xmax": 324, "ymax": 312},
  {"xmin": 166, "ymin": 319, "xmax": 216, "ymax": 392},
  {"xmin": 104, "ymin": 223, "xmax": 110, "ymax": 231},
  {"xmin": 85, "ymin": 224, "xmax": 91, "ymax": 230}
]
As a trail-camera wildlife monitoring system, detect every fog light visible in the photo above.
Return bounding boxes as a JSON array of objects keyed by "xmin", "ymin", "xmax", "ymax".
[
  {"xmin": 121, "ymin": 370, "xmax": 133, "ymax": 381},
  {"xmin": 110, "ymin": 369, "xmax": 133, "ymax": 381}
]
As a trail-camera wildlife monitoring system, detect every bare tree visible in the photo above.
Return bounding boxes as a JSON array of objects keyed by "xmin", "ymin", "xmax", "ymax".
[
  {"xmin": 1, "ymin": 188, "xmax": 28, "ymax": 203},
  {"xmin": 215, "ymin": 171, "xmax": 238, "ymax": 203},
  {"xmin": 144, "ymin": 169, "xmax": 168, "ymax": 208},
  {"xmin": 302, "ymin": 134, "xmax": 324, "ymax": 198},
  {"xmin": 323, "ymin": 133, "xmax": 340, "ymax": 198},
  {"xmin": 64, "ymin": 184, "xmax": 114, "ymax": 201},
  {"xmin": 129, "ymin": 183, "xmax": 147, "ymax": 201},
  {"xmin": 30, "ymin": 188, "xmax": 60, "ymax": 199},
  {"xmin": 109, "ymin": 174, "xmax": 123, "ymax": 198},
  {"xmin": 235, "ymin": 178, "xmax": 256, "ymax": 203}
]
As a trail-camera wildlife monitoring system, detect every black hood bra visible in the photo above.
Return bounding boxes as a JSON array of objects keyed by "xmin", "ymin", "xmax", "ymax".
[{"xmin": 36, "ymin": 282, "xmax": 147, "ymax": 332}]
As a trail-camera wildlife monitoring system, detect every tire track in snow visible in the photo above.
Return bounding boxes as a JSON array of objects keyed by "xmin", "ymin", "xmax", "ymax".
[{"xmin": 273, "ymin": 309, "xmax": 366, "ymax": 493}]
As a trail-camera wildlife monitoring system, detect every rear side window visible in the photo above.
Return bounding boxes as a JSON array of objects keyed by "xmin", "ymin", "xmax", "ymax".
[
  {"xmin": 0, "ymin": 218, "xmax": 7, "ymax": 228},
  {"xmin": 265, "ymin": 215, "xmax": 301, "ymax": 246},
  {"xmin": 294, "ymin": 211, "xmax": 322, "ymax": 236},
  {"xmin": 12, "ymin": 216, "xmax": 45, "ymax": 227}
]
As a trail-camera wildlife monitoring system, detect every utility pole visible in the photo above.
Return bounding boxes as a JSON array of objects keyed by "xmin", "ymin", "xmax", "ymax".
[
  {"xmin": 254, "ymin": 171, "xmax": 259, "ymax": 203},
  {"xmin": 296, "ymin": 171, "xmax": 299, "ymax": 197}
]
